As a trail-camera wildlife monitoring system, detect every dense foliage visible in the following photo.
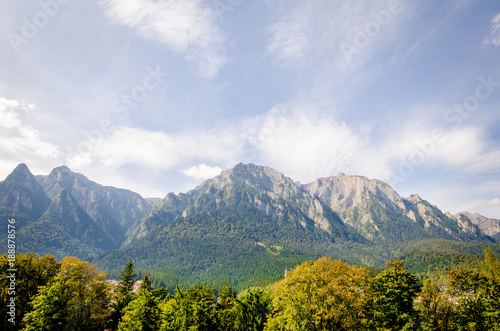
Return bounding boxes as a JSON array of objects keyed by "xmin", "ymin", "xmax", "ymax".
[{"xmin": 2, "ymin": 249, "xmax": 500, "ymax": 330}]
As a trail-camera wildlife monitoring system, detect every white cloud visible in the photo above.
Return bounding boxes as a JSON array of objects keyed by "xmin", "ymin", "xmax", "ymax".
[
  {"xmin": 433, "ymin": 127, "xmax": 500, "ymax": 173},
  {"xmin": 253, "ymin": 102, "xmax": 363, "ymax": 182},
  {"xmin": 266, "ymin": 18, "xmax": 309, "ymax": 65},
  {"xmin": 266, "ymin": 0, "xmax": 409, "ymax": 74},
  {"xmin": 61, "ymin": 100, "xmax": 500, "ymax": 204},
  {"xmin": 66, "ymin": 124, "xmax": 243, "ymax": 173},
  {"xmin": 101, "ymin": 0, "xmax": 227, "ymax": 77},
  {"xmin": 488, "ymin": 197, "xmax": 500, "ymax": 206},
  {"xmin": 484, "ymin": 13, "xmax": 500, "ymax": 46},
  {"xmin": 0, "ymin": 98, "xmax": 23, "ymax": 129},
  {"xmin": 181, "ymin": 164, "xmax": 222, "ymax": 180},
  {"xmin": 0, "ymin": 97, "xmax": 60, "ymax": 178},
  {"xmin": 67, "ymin": 127, "xmax": 178, "ymax": 170}
]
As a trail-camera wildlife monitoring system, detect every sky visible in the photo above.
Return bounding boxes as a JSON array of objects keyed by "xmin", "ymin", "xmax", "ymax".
[{"xmin": 1, "ymin": 0, "xmax": 500, "ymax": 218}]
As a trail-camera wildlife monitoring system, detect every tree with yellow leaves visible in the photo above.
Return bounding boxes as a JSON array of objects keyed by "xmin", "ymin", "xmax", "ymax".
[
  {"xmin": 265, "ymin": 256, "xmax": 371, "ymax": 330},
  {"xmin": 23, "ymin": 256, "xmax": 111, "ymax": 331}
]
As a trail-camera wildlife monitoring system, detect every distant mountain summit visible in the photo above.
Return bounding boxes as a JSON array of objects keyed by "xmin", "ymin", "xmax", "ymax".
[
  {"xmin": 0, "ymin": 163, "xmax": 51, "ymax": 221},
  {"xmin": 455, "ymin": 211, "xmax": 500, "ymax": 241},
  {"xmin": 303, "ymin": 174, "xmax": 486, "ymax": 247},
  {"xmin": 1, "ymin": 162, "xmax": 498, "ymax": 288},
  {"xmin": 0, "ymin": 164, "xmax": 152, "ymax": 259}
]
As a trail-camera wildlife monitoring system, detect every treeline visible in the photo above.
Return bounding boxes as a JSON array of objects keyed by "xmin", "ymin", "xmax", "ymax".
[{"xmin": 1, "ymin": 249, "xmax": 500, "ymax": 330}]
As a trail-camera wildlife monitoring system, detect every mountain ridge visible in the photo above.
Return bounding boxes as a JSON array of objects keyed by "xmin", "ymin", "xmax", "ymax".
[
  {"xmin": 0, "ymin": 164, "xmax": 152, "ymax": 259},
  {"xmin": 1, "ymin": 162, "xmax": 499, "ymax": 288}
]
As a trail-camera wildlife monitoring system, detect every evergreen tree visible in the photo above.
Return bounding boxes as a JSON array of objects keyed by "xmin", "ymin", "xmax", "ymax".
[
  {"xmin": 234, "ymin": 288, "xmax": 271, "ymax": 331},
  {"xmin": 118, "ymin": 260, "xmax": 138, "ymax": 296},
  {"xmin": 216, "ymin": 283, "xmax": 237, "ymax": 331},
  {"xmin": 159, "ymin": 285, "xmax": 218, "ymax": 330},
  {"xmin": 138, "ymin": 272, "xmax": 152, "ymax": 294},
  {"xmin": 118, "ymin": 273, "xmax": 161, "ymax": 331},
  {"xmin": 480, "ymin": 247, "xmax": 500, "ymax": 280},
  {"xmin": 108, "ymin": 260, "xmax": 138, "ymax": 330}
]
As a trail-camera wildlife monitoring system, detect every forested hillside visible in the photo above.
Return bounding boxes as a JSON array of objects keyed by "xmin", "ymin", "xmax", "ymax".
[{"xmin": 2, "ymin": 250, "xmax": 500, "ymax": 330}]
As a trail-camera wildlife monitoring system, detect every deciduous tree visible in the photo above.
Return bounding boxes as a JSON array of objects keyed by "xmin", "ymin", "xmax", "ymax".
[
  {"xmin": 23, "ymin": 256, "xmax": 110, "ymax": 331},
  {"xmin": 370, "ymin": 260, "xmax": 421, "ymax": 330},
  {"xmin": 265, "ymin": 256, "xmax": 371, "ymax": 330}
]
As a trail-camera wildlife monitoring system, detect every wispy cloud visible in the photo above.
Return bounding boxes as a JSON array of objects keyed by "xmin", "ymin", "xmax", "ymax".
[
  {"xmin": 484, "ymin": 13, "xmax": 500, "ymax": 46},
  {"xmin": 63, "ymin": 98, "xmax": 500, "ymax": 195},
  {"xmin": 265, "ymin": 0, "xmax": 411, "ymax": 81},
  {"xmin": 0, "ymin": 97, "xmax": 60, "ymax": 175},
  {"xmin": 66, "ymin": 124, "xmax": 243, "ymax": 173},
  {"xmin": 488, "ymin": 197, "xmax": 500, "ymax": 206},
  {"xmin": 100, "ymin": 0, "xmax": 227, "ymax": 77}
]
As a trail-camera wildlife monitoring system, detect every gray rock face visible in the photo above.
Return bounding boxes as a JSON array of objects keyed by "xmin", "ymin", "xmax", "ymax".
[
  {"xmin": 302, "ymin": 173, "xmax": 490, "ymax": 244},
  {"xmin": 304, "ymin": 174, "xmax": 406, "ymax": 211},
  {"xmin": 42, "ymin": 166, "xmax": 151, "ymax": 241},
  {"xmin": 455, "ymin": 212, "xmax": 500, "ymax": 241},
  {"xmin": 0, "ymin": 164, "xmax": 152, "ymax": 258},
  {"xmin": 127, "ymin": 163, "xmax": 344, "ymax": 243},
  {"xmin": 0, "ymin": 163, "xmax": 51, "ymax": 220}
]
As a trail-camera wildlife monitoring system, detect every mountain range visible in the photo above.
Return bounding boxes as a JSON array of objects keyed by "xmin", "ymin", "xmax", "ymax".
[{"xmin": 1, "ymin": 163, "xmax": 499, "ymax": 289}]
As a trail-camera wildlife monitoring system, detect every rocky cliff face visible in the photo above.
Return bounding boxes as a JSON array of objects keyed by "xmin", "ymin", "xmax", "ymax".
[
  {"xmin": 0, "ymin": 164, "xmax": 51, "ymax": 221},
  {"xmin": 0, "ymin": 164, "xmax": 152, "ymax": 259},
  {"xmin": 304, "ymin": 174, "xmax": 406, "ymax": 211},
  {"xmin": 126, "ymin": 163, "xmax": 353, "ymax": 244},
  {"xmin": 303, "ymin": 174, "xmax": 490, "ymax": 244},
  {"xmin": 1, "ymin": 162, "xmax": 496, "ymax": 262},
  {"xmin": 454, "ymin": 212, "xmax": 500, "ymax": 241},
  {"xmin": 41, "ymin": 166, "xmax": 151, "ymax": 244}
]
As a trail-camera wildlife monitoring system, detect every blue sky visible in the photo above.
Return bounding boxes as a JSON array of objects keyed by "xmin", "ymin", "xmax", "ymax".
[{"xmin": 1, "ymin": 0, "xmax": 500, "ymax": 218}]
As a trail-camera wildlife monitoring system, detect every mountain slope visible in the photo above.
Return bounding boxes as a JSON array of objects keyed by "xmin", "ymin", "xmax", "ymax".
[
  {"xmin": 303, "ymin": 174, "xmax": 491, "ymax": 252},
  {"xmin": 0, "ymin": 164, "xmax": 152, "ymax": 259},
  {"xmin": 41, "ymin": 166, "xmax": 151, "ymax": 246},
  {"xmin": 0, "ymin": 164, "xmax": 51, "ymax": 225},
  {"xmin": 98, "ymin": 164, "xmax": 388, "ymax": 289},
  {"xmin": 454, "ymin": 212, "xmax": 500, "ymax": 241}
]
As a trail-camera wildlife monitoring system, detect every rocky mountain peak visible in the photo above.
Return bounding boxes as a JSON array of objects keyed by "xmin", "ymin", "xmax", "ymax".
[
  {"xmin": 455, "ymin": 212, "xmax": 500, "ymax": 241},
  {"xmin": 4, "ymin": 163, "xmax": 39, "ymax": 191},
  {"xmin": 195, "ymin": 163, "xmax": 299, "ymax": 197},
  {"xmin": 46, "ymin": 165, "xmax": 78, "ymax": 185},
  {"xmin": 0, "ymin": 163, "xmax": 51, "ymax": 220},
  {"xmin": 406, "ymin": 194, "xmax": 424, "ymax": 204},
  {"xmin": 304, "ymin": 173, "xmax": 406, "ymax": 211}
]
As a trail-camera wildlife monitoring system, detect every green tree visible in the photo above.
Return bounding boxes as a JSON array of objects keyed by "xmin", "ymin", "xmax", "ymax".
[
  {"xmin": 480, "ymin": 247, "xmax": 500, "ymax": 280},
  {"xmin": 109, "ymin": 260, "xmax": 138, "ymax": 330},
  {"xmin": 265, "ymin": 256, "xmax": 371, "ymax": 331},
  {"xmin": 22, "ymin": 256, "xmax": 111, "ymax": 331},
  {"xmin": 0, "ymin": 253, "xmax": 60, "ymax": 330},
  {"xmin": 448, "ymin": 260, "xmax": 500, "ymax": 330},
  {"xmin": 370, "ymin": 260, "xmax": 421, "ymax": 330},
  {"xmin": 118, "ymin": 273, "xmax": 161, "ymax": 331},
  {"xmin": 138, "ymin": 272, "xmax": 153, "ymax": 293},
  {"xmin": 160, "ymin": 285, "xmax": 218, "ymax": 331},
  {"xmin": 417, "ymin": 279, "xmax": 453, "ymax": 330},
  {"xmin": 216, "ymin": 283, "xmax": 237, "ymax": 331},
  {"xmin": 234, "ymin": 288, "xmax": 271, "ymax": 331},
  {"xmin": 118, "ymin": 261, "xmax": 138, "ymax": 295}
]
